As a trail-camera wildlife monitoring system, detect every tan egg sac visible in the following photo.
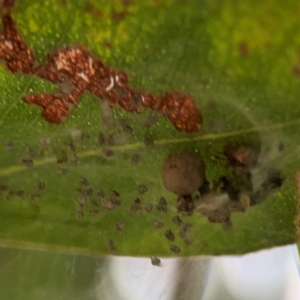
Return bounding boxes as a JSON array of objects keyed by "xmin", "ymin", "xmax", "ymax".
[{"xmin": 162, "ymin": 152, "xmax": 206, "ymax": 196}]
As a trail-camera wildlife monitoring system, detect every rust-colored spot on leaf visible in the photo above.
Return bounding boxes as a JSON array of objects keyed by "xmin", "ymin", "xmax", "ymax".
[{"xmin": 0, "ymin": 7, "xmax": 203, "ymax": 133}]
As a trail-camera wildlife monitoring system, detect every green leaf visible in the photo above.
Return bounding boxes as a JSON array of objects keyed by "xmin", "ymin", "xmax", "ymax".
[{"xmin": 0, "ymin": 0, "xmax": 300, "ymax": 257}]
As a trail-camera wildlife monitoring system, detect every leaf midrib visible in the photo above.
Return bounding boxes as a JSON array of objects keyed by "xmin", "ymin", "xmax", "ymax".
[{"xmin": 1, "ymin": 117, "xmax": 299, "ymax": 177}]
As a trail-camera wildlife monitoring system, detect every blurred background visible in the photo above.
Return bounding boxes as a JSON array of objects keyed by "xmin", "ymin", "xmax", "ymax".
[{"xmin": 0, "ymin": 243, "xmax": 299, "ymax": 300}]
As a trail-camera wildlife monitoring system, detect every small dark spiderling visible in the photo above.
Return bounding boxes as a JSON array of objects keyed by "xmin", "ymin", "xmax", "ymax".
[
  {"xmin": 106, "ymin": 134, "xmax": 114, "ymax": 146},
  {"xmin": 31, "ymin": 193, "xmax": 40, "ymax": 202},
  {"xmin": 144, "ymin": 115, "xmax": 159, "ymax": 128},
  {"xmin": 0, "ymin": 185, "xmax": 8, "ymax": 191},
  {"xmin": 116, "ymin": 222, "xmax": 125, "ymax": 232},
  {"xmin": 70, "ymin": 154, "xmax": 79, "ymax": 164},
  {"xmin": 154, "ymin": 219, "xmax": 164, "ymax": 228},
  {"xmin": 76, "ymin": 208, "xmax": 84, "ymax": 218},
  {"xmin": 57, "ymin": 155, "xmax": 67, "ymax": 164},
  {"xmin": 35, "ymin": 181, "xmax": 46, "ymax": 191},
  {"xmin": 172, "ymin": 215, "xmax": 182, "ymax": 226},
  {"xmin": 137, "ymin": 184, "xmax": 148, "ymax": 194},
  {"xmin": 78, "ymin": 195, "xmax": 86, "ymax": 206},
  {"xmin": 4, "ymin": 190, "xmax": 14, "ymax": 200},
  {"xmin": 110, "ymin": 190, "xmax": 120, "ymax": 197},
  {"xmin": 131, "ymin": 153, "xmax": 140, "ymax": 165},
  {"xmin": 91, "ymin": 199, "xmax": 100, "ymax": 207},
  {"xmin": 108, "ymin": 239, "xmax": 115, "ymax": 251},
  {"xmin": 130, "ymin": 198, "xmax": 142, "ymax": 214},
  {"xmin": 103, "ymin": 148, "xmax": 114, "ymax": 157},
  {"xmin": 16, "ymin": 190, "xmax": 25, "ymax": 198},
  {"xmin": 79, "ymin": 176, "xmax": 89, "ymax": 186},
  {"xmin": 151, "ymin": 257, "xmax": 161, "ymax": 266},
  {"xmin": 184, "ymin": 237, "xmax": 193, "ymax": 246},
  {"xmin": 89, "ymin": 210, "xmax": 100, "ymax": 217},
  {"xmin": 81, "ymin": 133, "xmax": 90, "ymax": 142},
  {"xmin": 5, "ymin": 139, "xmax": 13, "ymax": 152},
  {"xmin": 98, "ymin": 133, "xmax": 106, "ymax": 145},
  {"xmin": 144, "ymin": 203, "xmax": 153, "ymax": 213},
  {"xmin": 27, "ymin": 148, "xmax": 37, "ymax": 158},
  {"xmin": 102, "ymin": 198, "xmax": 116, "ymax": 211},
  {"xmin": 182, "ymin": 223, "xmax": 193, "ymax": 231},
  {"xmin": 67, "ymin": 141, "xmax": 76, "ymax": 152},
  {"xmin": 58, "ymin": 167, "xmax": 68, "ymax": 175},
  {"xmin": 156, "ymin": 197, "xmax": 168, "ymax": 213},
  {"xmin": 144, "ymin": 136, "xmax": 154, "ymax": 147},
  {"xmin": 165, "ymin": 229, "xmax": 175, "ymax": 241},
  {"xmin": 39, "ymin": 137, "xmax": 51, "ymax": 147},
  {"xmin": 96, "ymin": 189, "xmax": 105, "ymax": 197},
  {"xmin": 22, "ymin": 159, "xmax": 33, "ymax": 167},
  {"xmin": 170, "ymin": 245, "xmax": 181, "ymax": 254}
]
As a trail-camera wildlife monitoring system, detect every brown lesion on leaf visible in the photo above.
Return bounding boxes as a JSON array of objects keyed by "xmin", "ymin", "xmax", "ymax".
[{"xmin": 0, "ymin": 1, "xmax": 203, "ymax": 133}]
